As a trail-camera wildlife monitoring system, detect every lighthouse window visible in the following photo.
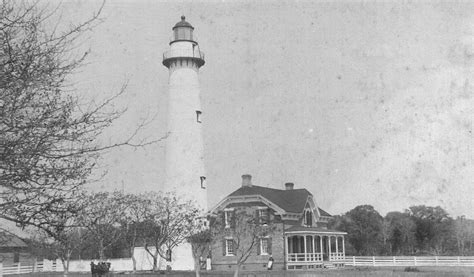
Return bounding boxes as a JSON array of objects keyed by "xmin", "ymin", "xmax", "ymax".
[
  {"xmin": 200, "ymin": 176, "xmax": 206, "ymax": 189},
  {"xmin": 196, "ymin": 111, "xmax": 202, "ymax": 123}
]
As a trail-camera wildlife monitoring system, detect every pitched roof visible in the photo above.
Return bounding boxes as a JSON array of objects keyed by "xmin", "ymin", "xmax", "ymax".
[
  {"xmin": 228, "ymin": 185, "xmax": 312, "ymax": 213},
  {"xmin": 318, "ymin": 207, "xmax": 331, "ymax": 217},
  {"xmin": 0, "ymin": 231, "xmax": 28, "ymax": 248}
]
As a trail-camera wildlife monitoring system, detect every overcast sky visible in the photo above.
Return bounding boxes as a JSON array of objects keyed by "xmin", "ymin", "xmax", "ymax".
[{"xmin": 54, "ymin": 0, "xmax": 473, "ymax": 218}]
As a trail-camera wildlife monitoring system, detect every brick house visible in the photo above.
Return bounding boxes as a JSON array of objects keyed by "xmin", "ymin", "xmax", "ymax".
[{"xmin": 208, "ymin": 175, "xmax": 346, "ymax": 271}]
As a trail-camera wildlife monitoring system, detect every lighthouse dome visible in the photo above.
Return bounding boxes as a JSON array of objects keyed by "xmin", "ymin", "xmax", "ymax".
[{"xmin": 173, "ymin": 16, "xmax": 194, "ymax": 30}]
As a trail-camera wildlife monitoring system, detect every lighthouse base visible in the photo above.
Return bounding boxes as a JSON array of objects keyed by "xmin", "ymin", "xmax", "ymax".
[{"xmin": 169, "ymin": 243, "xmax": 195, "ymax": 270}]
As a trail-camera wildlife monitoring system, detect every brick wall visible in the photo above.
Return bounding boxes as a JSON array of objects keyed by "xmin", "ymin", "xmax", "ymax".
[{"xmin": 211, "ymin": 204, "xmax": 286, "ymax": 271}]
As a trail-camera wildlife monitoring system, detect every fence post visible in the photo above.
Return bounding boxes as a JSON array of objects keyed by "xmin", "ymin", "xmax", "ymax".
[
  {"xmin": 457, "ymin": 256, "xmax": 461, "ymax": 266},
  {"xmin": 352, "ymin": 256, "xmax": 355, "ymax": 266},
  {"xmin": 33, "ymin": 259, "xmax": 37, "ymax": 272},
  {"xmin": 372, "ymin": 256, "xmax": 375, "ymax": 266},
  {"xmin": 435, "ymin": 256, "xmax": 438, "ymax": 266},
  {"xmin": 17, "ymin": 262, "xmax": 21, "ymax": 273},
  {"xmin": 414, "ymin": 256, "xmax": 417, "ymax": 266},
  {"xmin": 393, "ymin": 256, "xmax": 396, "ymax": 266},
  {"xmin": 0, "ymin": 261, "xmax": 3, "ymax": 277}
]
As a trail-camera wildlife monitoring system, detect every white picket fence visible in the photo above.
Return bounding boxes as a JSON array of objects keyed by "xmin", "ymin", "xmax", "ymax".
[
  {"xmin": 347, "ymin": 256, "xmax": 474, "ymax": 267},
  {"xmin": 0, "ymin": 258, "xmax": 137, "ymax": 276},
  {"xmin": 1, "ymin": 256, "xmax": 474, "ymax": 275},
  {"xmin": 0, "ymin": 261, "xmax": 42, "ymax": 275}
]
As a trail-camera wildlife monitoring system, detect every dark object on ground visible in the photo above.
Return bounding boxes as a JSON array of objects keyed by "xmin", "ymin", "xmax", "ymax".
[
  {"xmin": 404, "ymin": 266, "xmax": 420, "ymax": 272},
  {"xmin": 91, "ymin": 261, "xmax": 111, "ymax": 276}
]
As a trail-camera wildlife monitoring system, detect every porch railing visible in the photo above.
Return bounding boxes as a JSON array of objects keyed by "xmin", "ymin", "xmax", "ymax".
[
  {"xmin": 287, "ymin": 253, "xmax": 323, "ymax": 262},
  {"xmin": 330, "ymin": 253, "xmax": 345, "ymax": 260},
  {"xmin": 287, "ymin": 253, "xmax": 346, "ymax": 263}
]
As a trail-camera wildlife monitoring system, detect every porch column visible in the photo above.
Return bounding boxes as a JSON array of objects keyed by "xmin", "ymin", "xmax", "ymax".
[
  {"xmin": 303, "ymin": 235, "xmax": 307, "ymax": 261},
  {"xmin": 312, "ymin": 235, "xmax": 315, "ymax": 261},
  {"xmin": 319, "ymin": 235, "xmax": 323, "ymax": 257},
  {"xmin": 328, "ymin": 236, "xmax": 332, "ymax": 261},
  {"xmin": 335, "ymin": 236, "xmax": 339, "ymax": 258},
  {"xmin": 342, "ymin": 236, "xmax": 345, "ymax": 257},
  {"xmin": 285, "ymin": 236, "xmax": 289, "ymax": 262}
]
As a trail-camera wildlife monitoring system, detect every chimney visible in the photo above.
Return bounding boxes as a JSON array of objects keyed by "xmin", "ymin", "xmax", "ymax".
[
  {"xmin": 241, "ymin": 174, "xmax": 252, "ymax": 187},
  {"xmin": 285, "ymin": 182, "xmax": 294, "ymax": 190}
]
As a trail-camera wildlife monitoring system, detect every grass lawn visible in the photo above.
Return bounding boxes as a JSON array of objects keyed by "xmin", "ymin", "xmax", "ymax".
[{"xmin": 13, "ymin": 267, "xmax": 474, "ymax": 277}]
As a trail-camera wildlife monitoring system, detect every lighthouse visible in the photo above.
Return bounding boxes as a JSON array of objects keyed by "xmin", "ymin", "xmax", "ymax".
[
  {"xmin": 161, "ymin": 16, "xmax": 207, "ymax": 270},
  {"xmin": 163, "ymin": 16, "xmax": 207, "ymax": 212}
]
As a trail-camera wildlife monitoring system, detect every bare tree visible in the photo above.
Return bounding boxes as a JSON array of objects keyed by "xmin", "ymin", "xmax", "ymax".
[
  {"xmin": 142, "ymin": 192, "xmax": 201, "ymax": 271},
  {"xmin": 28, "ymin": 226, "xmax": 87, "ymax": 276},
  {"xmin": 0, "ymin": 1, "xmax": 161, "ymax": 232},
  {"xmin": 212, "ymin": 209, "xmax": 275, "ymax": 277},
  {"xmin": 20, "ymin": 190, "xmax": 87, "ymax": 276}
]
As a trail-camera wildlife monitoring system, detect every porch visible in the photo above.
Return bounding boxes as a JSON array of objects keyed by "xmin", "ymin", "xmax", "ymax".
[{"xmin": 285, "ymin": 228, "xmax": 346, "ymax": 270}]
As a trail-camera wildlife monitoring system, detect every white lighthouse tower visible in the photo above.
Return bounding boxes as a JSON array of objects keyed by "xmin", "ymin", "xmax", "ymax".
[
  {"xmin": 163, "ymin": 16, "xmax": 207, "ymax": 211},
  {"xmin": 162, "ymin": 16, "xmax": 207, "ymax": 269}
]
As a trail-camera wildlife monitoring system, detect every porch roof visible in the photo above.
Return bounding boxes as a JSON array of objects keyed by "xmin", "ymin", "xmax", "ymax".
[{"xmin": 284, "ymin": 226, "xmax": 347, "ymax": 235}]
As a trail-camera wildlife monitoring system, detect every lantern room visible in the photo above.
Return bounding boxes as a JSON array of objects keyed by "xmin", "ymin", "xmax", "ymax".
[{"xmin": 172, "ymin": 16, "xmax": 194, "ymax": 42}]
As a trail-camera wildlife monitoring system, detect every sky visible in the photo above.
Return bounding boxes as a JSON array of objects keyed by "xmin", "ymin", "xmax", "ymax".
[{"xmin": 48, "ymin": 0, "xmax": 473, "ymax": 218}]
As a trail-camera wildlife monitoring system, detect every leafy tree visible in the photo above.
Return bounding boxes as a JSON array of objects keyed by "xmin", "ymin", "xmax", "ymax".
[
  {"xmin": 385, "ymin": 211, "xmax": 416, "ymax": 255},
  {"xmin": 408, "ymin": 205, "xmax": 454, "ymax": 254},
  {"xmin": 79, "ymin": 191, "xmax": 126, "ymax": 260},
  {"xmin": 343, "ymin": 205, "xmax": 384, "ymax": 255},
  {"xmin": 328, "ymin": 214, "xmax": 357, "ymax": 255},
  {"xmin": 188, "ymin": 229, "xmax": 212, "ymax": 277},
  {"xmin": 120, "ymin": 192, "xmax": 154, "ymax": 272},
  {"xmin": 454, "ymin": 216, "xmax": 474, "ymax": 255},
  {"xmin": 142, "ymin": 192, "xmax": 201, "ymax": 271}
]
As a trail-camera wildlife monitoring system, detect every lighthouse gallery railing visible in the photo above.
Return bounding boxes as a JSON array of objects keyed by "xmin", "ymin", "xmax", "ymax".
[{"xmin": 163, "ymin": 49, "xmax": 205, "ymax": 61}]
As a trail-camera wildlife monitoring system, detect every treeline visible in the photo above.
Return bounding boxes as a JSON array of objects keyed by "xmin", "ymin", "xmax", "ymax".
[{"xmin": 328, "ymin": 205, "xmax": 474, "ymax": 256}]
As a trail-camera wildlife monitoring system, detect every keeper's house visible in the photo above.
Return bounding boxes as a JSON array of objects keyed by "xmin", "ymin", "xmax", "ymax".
[{"xmin": 208, "ymin": 175, "xmax": 346, "ymax": 270}]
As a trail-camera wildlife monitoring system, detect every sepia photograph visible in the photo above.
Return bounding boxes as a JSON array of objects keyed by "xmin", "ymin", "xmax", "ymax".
[{"xmin": 0, "ymin": 1, "xmax": 473, "ymax": 276}]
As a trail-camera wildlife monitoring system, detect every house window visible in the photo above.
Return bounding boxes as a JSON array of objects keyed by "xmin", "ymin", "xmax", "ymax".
[
  {"xmin": 260, "ymin": 237, "xmax": 269, "ymax": 255},
  {"xmin": 225, "ymin": 239, "xmax": 234, "ymax": 256},
  {"xmin": 258, "ymin": 208, "xmax": 269, "ymax": 225},
  {"xmin": 196, "ymin": 110, "xmax": 202, "ymax": 123},
  {"xmin": 200, "ymin": 176, "xmax": 206, "ymax": 189},
  {"xmin": 303, "ymin": 209, "xmax": 313, "ymax": 226},
  {"xmin": 224, "ymin": 209, "xmax": 233, "ymax": 228}
]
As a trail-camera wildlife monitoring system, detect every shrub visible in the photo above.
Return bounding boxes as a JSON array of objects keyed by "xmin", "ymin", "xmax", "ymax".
[{"xmin": 404, "ymin": 266, "xmax": 420, "ymax": 272}]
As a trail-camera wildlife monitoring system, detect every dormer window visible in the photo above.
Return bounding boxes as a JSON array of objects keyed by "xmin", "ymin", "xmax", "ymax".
[{"xmin": 303, "ymin": 208, "xmax": 313, "ymax": 227}]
